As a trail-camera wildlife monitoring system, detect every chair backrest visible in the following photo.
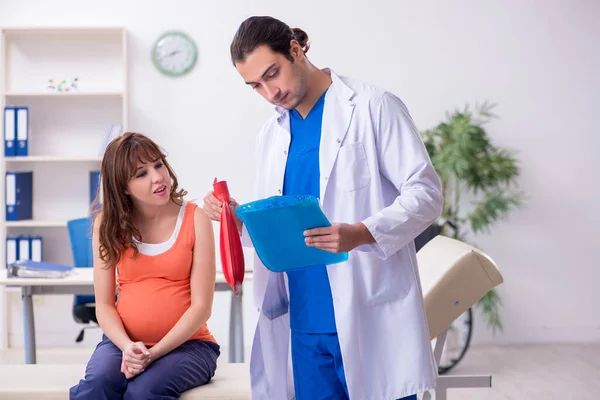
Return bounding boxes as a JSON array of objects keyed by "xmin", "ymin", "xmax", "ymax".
[
  {"xmin": 67, "ymin": 217, "xmax": 93, "ymax": 268},
  {"xmin": 67, "ymin": 217, "xmax": 95, "ymax": 308}
]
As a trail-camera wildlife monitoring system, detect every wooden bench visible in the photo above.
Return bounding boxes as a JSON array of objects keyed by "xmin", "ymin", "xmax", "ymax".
[{"xmin": 0, "ymin": 362, "xmax": 250, "ymax": 399}]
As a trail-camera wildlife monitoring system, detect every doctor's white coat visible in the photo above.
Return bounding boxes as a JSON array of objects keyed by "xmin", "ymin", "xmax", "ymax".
[{"xmin": 242, "ymin": 69, "xmax": 443, "ymax": 400}]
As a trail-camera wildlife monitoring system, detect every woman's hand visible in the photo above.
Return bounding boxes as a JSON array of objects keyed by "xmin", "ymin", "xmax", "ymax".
[{"xmin": 121, "ymin": 341, "xmax": 152, "ymax": 379}]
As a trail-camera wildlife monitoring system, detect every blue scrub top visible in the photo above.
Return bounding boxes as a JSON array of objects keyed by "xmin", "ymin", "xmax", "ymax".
[{"xmin": 283, "ymin": 90, "xmax": 337, "ymax": 333}]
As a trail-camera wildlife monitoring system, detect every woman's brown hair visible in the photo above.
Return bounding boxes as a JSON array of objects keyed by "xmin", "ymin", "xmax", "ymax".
[
  {"xmin": 91, "ymin": 132, "xmax": 187, "ymax": 269},
  {"xmin": 230, "ymin": 16, "xmax": 310, "ymax": 65}
]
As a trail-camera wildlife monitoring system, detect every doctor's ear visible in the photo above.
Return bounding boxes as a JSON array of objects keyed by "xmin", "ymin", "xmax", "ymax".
[{"xmin": 289, "ymin": 41, "xmax": 305, "ymax": 61}]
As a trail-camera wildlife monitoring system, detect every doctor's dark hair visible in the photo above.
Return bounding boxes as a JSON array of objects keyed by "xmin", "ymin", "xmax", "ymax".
[
  {"xmin": 230, "ymin": 16, "xmax": 310, "ymax": 65},
  {"xmin": 92, "ymin": 132, "xmax": 186, "ymax": 269}
]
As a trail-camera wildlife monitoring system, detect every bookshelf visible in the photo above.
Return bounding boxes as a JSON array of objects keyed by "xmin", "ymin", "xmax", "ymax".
[{"xmin": 0, "ymin": 27, "xmax": 128, "ymax": 351}]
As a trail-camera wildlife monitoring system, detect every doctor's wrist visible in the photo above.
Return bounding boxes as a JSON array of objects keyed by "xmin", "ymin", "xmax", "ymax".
[
  {"xmin": 234, "ymin": 214, "xmax": 243, "ymax": 233},
  {"xmin": 353, "ymin": 223, "xmax": 375, "ymax": 246},
  {"xmin": 229, "ymin": 199, "xmax": 243, "ymax": 233}
]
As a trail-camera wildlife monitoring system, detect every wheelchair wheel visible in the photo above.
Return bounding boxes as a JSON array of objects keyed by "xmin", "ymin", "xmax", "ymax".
[{"xmin": 436, "ymin": 307, "xmax": 473, "ymax": 375}]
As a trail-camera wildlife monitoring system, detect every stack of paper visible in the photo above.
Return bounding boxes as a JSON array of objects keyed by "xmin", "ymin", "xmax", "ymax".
[{"xmin": 7, "ymin": 260, "xmax": 74, "ymax": 279}]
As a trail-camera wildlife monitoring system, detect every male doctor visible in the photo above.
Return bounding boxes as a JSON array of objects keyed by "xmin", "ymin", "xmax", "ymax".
[{"xmin": 204, "ymin": 16, "xmax": 443, "ymax": 400}]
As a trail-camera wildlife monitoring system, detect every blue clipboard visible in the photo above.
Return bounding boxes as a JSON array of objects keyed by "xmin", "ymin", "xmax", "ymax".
[{"xmin": 236, "ymin": 195, "xmax": 348, "ymax": 273}]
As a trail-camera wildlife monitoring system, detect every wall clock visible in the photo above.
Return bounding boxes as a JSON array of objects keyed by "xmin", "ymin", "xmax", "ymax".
[{"xmin": 151, "ymin": 31, "xmax": 198, "ymax": 77}]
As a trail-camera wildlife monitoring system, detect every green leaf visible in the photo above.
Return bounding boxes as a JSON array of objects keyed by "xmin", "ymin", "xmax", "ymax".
[
  {"xmin": 468, "ymin": 190, "xmax": 525, "ymax": 234},
  {"xmin": 477, "ymin": 289, "xmax": 503, "ymax": 335},
  {"xmin": 464, "ymin": 148, "xmax": 520, "ymax": 193}
]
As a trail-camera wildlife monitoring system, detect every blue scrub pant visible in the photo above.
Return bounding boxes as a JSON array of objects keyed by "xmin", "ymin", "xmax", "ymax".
[
  {"xmin": 291, "ymin": 331, "xmax": 417, "ymax": 400},
  {"xmin": 69, "ymin": 335, "xmax": 219, "ymax": 399}
]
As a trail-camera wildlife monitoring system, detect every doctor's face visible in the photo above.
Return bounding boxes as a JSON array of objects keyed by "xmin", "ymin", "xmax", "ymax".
[{"xmin": 235, "ymin": 44, "xmax": 308, "ymax": 110}]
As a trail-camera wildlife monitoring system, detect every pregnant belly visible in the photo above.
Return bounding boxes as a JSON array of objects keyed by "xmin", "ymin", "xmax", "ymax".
[{"xmin": 116, "ymin": 279, "xmax": 191, "ymax": 345}]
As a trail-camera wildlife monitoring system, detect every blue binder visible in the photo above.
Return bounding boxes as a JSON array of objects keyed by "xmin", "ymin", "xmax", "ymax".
[
  {"xmin": 236, "ymin": 195, "xmax": 348, "ymax": 273},
  {"xmin": 5, "ymin": 171, "xmax": 33, "ymax": 221},
  {"xmin": 4, "ymin": 107, "xmax": 16, "ymax": 157},
  {"xmin": 16, "ymin": 107, "xmax": 28, "ymax": 157}
]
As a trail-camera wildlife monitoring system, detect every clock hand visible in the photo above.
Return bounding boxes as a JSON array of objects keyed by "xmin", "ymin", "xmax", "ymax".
[{"xmin": 160, "ymin": 49, "xmax": 180, "ymax": 61}]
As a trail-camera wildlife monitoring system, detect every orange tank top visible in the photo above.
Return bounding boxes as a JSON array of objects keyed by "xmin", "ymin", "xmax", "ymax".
[{"xmin": 115, "ymin": 202, "xmax": 216, "ymax": 346}]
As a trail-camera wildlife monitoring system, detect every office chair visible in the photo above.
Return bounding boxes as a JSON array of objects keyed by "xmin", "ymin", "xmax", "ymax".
[
  {"xmin": 67, "ymin": 216, "xmax": 98, "ymax": 342},
  {"xmin": 415, "ymin": 222, "xmax": 443, "ymax": 252}
]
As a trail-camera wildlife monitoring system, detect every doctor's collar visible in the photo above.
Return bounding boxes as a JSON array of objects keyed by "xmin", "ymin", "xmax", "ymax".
[{"xmin": 275, "ymin": 105, "xmax": 288, "ymax": 116}]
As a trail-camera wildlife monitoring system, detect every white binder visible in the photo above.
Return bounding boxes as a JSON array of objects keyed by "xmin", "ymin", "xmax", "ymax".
[
  {"xmin": 31, "ymin": 237, "xmax": 43, "ymax": 262},
  {"xmin": 4, "ymin": 108, "xmax": 16, "ymax": 156},
  {"xmin": 18, "ymin": 237, "xmax": 30, "ymax": 261},
  {"xmin": 16, "ymin": 107, "xmax": 29, "ymax": 156},
  {"xmin": 6, "ymin": 237, "xmax": 18, "ymax": 266}
]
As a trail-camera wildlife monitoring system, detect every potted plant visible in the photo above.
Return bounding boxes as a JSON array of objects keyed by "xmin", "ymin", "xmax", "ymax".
[{"xmin": 416, "ymin": 102, "xmax": 525, "ymax": 334}]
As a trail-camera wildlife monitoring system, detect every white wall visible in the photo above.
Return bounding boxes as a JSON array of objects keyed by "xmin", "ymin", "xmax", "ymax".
[{"xmin": 0, "ymin": 0, "xmax": 598, "ymax": 353}]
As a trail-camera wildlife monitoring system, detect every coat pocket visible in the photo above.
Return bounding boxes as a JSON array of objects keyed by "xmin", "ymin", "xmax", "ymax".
[
  {"xmin": 361, "ymin": 252, "xmax": 413, "ymax": 306},
  {"xmin": 335, "ymin": 142, "xmax": 371, "ymax": 192}
]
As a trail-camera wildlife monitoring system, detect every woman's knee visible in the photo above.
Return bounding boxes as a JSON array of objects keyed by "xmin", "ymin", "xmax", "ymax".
[
  {"xmin": 124, "ymin": 379, "xmax": 174, "ymax": 399},
  {"xmin": 70, "ymin": 338, "xmax": 127, "ymax": 399},
  {"xmin": 85, "ymin": 345, "xmax": 127, "ymax": 387},
  {"xmin": 89, "ymin": 364, "xmax": 127, "ymax": 388},
  {"xmin": 70, "ymin": 366, "xmax": 127, "ymax": 399}
]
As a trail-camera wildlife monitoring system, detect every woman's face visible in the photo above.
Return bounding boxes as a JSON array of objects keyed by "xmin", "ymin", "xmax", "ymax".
[{"xmin": 126, "ymin": 158, "xmax": 172, "ymax": 206}]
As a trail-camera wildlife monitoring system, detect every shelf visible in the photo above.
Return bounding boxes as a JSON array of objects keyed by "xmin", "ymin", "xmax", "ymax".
[
  {"xmin": 2, "ymin": 27, "xmax": 124, "ymax": 36},
  {"xmin": 4, "ymin": 91, "xmax": 124, "ymax": 97},
  {"xmin": 5, "ymin": 156, "xmax": 102, "ymax": 163},
  {"xmin": 5, "ymin": 220, "xmax": 67, "ymax": 228}
]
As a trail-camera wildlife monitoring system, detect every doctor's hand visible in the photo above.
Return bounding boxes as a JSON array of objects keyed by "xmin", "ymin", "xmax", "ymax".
[
  {"xmin": 202, "ymin": 191, "xmax": 243, "ymax": 232},
  {"xmin": 121, "ymin": 341, "xmax": 152, "ymax": 379},
  {"xmin": 304, "ymin": 223, "xmax": 375, "ymax": 253}
]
